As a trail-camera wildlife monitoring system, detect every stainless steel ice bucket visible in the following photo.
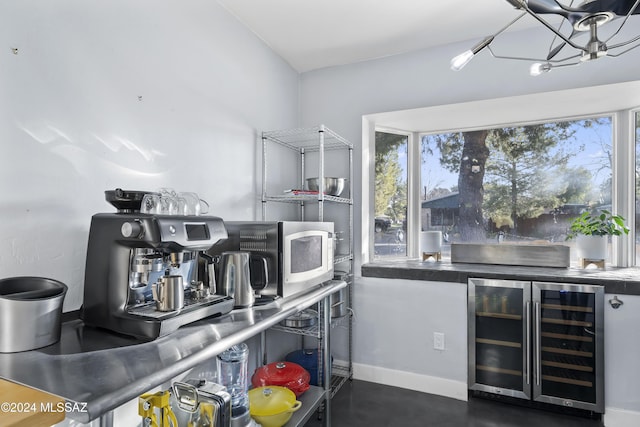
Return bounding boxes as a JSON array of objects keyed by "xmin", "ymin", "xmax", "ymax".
[{"xmin": 0, "ymin": 277, "xmax": 67, "ymax": 353}]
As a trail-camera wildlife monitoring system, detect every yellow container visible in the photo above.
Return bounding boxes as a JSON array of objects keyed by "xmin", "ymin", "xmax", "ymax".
[{"xmin": 248, "ymin": 386, "xmax": 302, "ymax": 427}]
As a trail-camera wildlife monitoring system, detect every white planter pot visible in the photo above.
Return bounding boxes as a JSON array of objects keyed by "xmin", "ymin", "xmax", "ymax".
[
  {"xmin": 576, "ymin": 235, "xmax": 608, "ymax": 260},
  {"xmin": 420, "ymin": 231, "xmax": 442, "ymax": 253}
]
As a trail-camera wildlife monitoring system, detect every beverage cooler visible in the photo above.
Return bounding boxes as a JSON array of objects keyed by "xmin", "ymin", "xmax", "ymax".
[{"xmin": 468, "ymin": 278, "xmax": 604, "ymax": 414}]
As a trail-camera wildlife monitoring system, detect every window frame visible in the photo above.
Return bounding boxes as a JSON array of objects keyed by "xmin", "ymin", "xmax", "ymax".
[
  {"xmin": 364, "ymin": 85, "xmax": 640, "ymax": 267},
  {"xmin": 372, "ymin": 127, "xmax": 420, "ymax": 260}
]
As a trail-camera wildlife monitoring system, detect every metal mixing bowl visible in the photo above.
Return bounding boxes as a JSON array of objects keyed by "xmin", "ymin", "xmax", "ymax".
[{"xmin": 305, "ymin": 177, "xmax": 346, "ymax": 196}]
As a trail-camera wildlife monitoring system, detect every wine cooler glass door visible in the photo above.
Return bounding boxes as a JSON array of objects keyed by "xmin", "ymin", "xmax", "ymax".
[
  {"xmin": 468, "ymin": 278, "xmax": 531, "ymax": 400},
  {"xmin": 532, "ymin": 282, "xmax": 604, "ymax": 413}
]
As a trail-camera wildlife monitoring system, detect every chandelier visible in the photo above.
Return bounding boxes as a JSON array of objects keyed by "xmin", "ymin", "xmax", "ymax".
[{"xmin": 450, "ymin": 0, "xmax": 640, "ymax": 75}]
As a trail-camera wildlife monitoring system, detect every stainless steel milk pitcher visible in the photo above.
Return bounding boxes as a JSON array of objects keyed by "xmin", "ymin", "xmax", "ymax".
[{"xmin": 152, "ymin": 275, "xmax": 185, "ymax": 311}]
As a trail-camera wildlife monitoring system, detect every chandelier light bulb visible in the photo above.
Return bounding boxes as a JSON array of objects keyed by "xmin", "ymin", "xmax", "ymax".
[
  {"xmin": 530, "ymin": 62, "xmax": 552, "ymax": 76},
  {"xmin": 450, "ymin": 50, "xmax": 474, "ymax": 71}
]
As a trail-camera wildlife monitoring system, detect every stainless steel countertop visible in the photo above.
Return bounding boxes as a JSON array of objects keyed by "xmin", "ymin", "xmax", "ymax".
[{"xmin": 0, "ymin": 280, "xmax": 346, "ymax": 423}]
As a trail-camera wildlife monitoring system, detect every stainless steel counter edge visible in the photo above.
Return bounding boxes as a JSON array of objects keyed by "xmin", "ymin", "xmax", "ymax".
[
  {"xmin": 361, "ymin": 260, "xmax": 640, "ymax": 295},
  {"xmin": 0, "ymin": 280, "xmax": 347, "ymax": 423}
]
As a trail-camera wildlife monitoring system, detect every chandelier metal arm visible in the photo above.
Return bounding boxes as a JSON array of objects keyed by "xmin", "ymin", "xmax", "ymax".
[
  {"xmin": 604, "ymin": 0, "xmax": 640, "ymax": 44},
  {"xmin": 608, "ymin": 34, "xmax": 640, "ymax": 50},
  {"xmin": 607, "ymin": 40, "xmax": 640, "ymax": 57},
  {"xmin": 486, "ymin": 45, "xmax": 582, "ymax": 64},
  {"xmin": 545, "ymin": 0, "xmax": 574, "ymax": 58},
  {"xmin": 514, "ymin": 2, "xmax": 585, "ymax": 51}
]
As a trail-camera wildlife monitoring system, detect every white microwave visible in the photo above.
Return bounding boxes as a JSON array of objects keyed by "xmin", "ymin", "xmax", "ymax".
[{"xmin": 210, "ymin": 221, "xmax": 334, "ymax": 298}]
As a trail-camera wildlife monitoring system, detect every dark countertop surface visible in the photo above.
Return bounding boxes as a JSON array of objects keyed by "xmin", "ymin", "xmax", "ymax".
[{"xmin": 361, "ymin": 259, "xmax": 640, "ymax": 295}]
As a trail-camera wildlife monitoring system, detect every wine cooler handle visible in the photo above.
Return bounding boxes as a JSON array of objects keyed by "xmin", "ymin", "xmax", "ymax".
[
  {"xmin": 526, "ymin": 300, "xmax": 531, "ymax": 385},
  {"xmin": 535, "ymin": 301, "xmax": 541, "ymax": 386}
]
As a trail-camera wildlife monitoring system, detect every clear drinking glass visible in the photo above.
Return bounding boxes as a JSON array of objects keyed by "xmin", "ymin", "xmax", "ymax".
[
  {"xmin": 141, "ymin": 194, "xmax": 162, "ymax": 214},
  {"xmin": 178, "ymin": 192, "xmax": 209, "ymax": 216},
  {"xmin": 157, "ymin": 188, "xmax": 179, "ymax": 215}
]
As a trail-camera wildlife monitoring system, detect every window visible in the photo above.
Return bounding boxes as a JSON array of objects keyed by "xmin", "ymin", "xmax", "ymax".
[
  {"xmin": 366, "ymin": 83, "xmax": 640, "ymax": 267},
  {"xmin": 420, "ymin": 117, "xmax": 612, "ymax": 264},
  {"xmin": 374, "ymin": 131, "xmax": 408, "ymax": 258}
]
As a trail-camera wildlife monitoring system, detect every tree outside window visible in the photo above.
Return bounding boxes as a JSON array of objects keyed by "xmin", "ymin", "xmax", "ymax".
[
  {"xmin": 420, "ymin": 117, "xmax": 612, "ymax": 261},
  {"xmin": 374, "ymin": 132, "xmax": 408, "ymax": 257}
]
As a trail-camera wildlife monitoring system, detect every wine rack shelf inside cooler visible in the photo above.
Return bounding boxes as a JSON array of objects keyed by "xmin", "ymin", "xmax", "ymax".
[
  {"xmin": 476, "ymin": 338, "xmax": 522, "ymax": 348},
  {"xmin": 542, "ymin": 374, "xmax": 593, "ymax": 388},
  {"xmin": 476, "ymin": 312, "xmax": 522, "ymax": 320},
  {"xmin": 540, "ymin": 331, "xmax": 593, "ymax": 343},
  {"xmin": 542, "ymin": 356, "xmax": 594, "ymax": 373},
  {"xmin": 541, "ymin": 317, "xmax": 593, "ymax": 327},
  {"xmin": 477, "ymin": 365, "xmax": 522, "ymax": 377},
  {"xmin": 542, "ymin": 303, "xmax": 593, "ymax": 313}
]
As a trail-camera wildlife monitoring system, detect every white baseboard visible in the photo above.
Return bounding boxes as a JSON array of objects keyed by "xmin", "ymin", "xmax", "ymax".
[
  {"xmin": 603, "ymin": 407, "xmax": 640, "ymax": 427},
  {"xmin": 352, "ymin": 362, "xmax": 468, "ymax": 402}
]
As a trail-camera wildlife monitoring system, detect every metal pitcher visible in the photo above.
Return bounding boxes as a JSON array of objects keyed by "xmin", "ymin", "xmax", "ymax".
[
  {"xmin": 218, "ymin": 252, "xmax": 255, "ymax": 308},
  {"xmin": 152, "ymin": 275, "xmax": 185, "ymax": 312}
]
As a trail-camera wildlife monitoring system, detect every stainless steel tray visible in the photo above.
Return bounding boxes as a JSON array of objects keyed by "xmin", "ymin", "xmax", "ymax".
[{"xmin": 451, "ymin": 243, "xmax": 570, "ymax": 268}]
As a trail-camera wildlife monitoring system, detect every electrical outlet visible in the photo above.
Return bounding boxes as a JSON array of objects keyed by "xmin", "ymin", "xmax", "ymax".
[{"xmin": 433, "ymin": 332, "xmax": 445, "ymax": 350}]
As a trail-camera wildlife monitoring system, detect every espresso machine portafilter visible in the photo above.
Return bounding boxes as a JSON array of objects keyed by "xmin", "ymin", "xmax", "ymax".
[{"xmin": 81, "ymin": 192, "xmax": 234, "ymax": 340}]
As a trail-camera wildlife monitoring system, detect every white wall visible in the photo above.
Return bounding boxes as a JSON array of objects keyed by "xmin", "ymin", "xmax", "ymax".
[
  {"xmin": 352, "ymin": 277, "xmax": 468, "ymax": 401},
  {"xmin": 604, "ymin": 294, "xmax": 640, "ymax": 424},
  {"xmin": 0, "ymin": 0, "xmax": 299, "ymax": 311}
]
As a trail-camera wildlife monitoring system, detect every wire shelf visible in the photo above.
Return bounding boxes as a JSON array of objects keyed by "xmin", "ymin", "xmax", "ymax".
[
  {"xmin": 330, "ymin": 312, "xmax": 352, "ymax": 329},
  {"xmin": 270, "ymin": 323, "xmax": 321, "ymax": 338},
  {"xmin": 270, "ymin": 309, "xmax": 352, "ymax": 337},
  {"xmin": 262, "ymin": 125, "xmax": 353, "ymax": 151},
  {"xmin": 264, "ymin": 194, "xmax": 352, "ymax": 204},
  {"xmin": 262, "ymin": 124, "xmax": 354, "ymax": 416},
  {"xmin": 330, "ymin": 365, "xmax": 352, "ymax": 398}
]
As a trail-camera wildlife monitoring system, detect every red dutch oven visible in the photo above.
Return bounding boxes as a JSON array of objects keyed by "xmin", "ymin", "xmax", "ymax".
[{"xmin": 251, "ymin": 361, "xmax": 310, "ymax": 397}]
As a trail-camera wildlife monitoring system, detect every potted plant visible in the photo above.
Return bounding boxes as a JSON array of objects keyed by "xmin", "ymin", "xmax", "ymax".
[{"xmin": 566, "ymin": 209, "xmax": 629, "ymax": 261}]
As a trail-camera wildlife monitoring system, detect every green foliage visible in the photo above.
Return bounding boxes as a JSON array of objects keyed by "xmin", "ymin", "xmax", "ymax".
[
  {"xmin": 566, "ymin": 210, "xmax": 629, "ymax": 239},
  {"xmin": 483, "ymin": 124, "xmax": 588, "ymax": 227},
  {"xmin": 422, "ymin": 119, "xmax": 605, "ymax": 236},
  {"xmin": 375, "ymin": 132, "xmax": 407, "ymax": 221}
]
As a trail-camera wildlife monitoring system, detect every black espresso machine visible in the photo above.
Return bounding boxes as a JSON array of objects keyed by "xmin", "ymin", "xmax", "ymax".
[{"xmin": 81, "ymin": 189, "xmax": 234, "ymax": 339}]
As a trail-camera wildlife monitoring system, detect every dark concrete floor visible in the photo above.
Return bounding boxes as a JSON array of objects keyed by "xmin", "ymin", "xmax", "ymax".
[{"xmin": 304, "ymin": 380, "xmax": 604, "ymax": 427}]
